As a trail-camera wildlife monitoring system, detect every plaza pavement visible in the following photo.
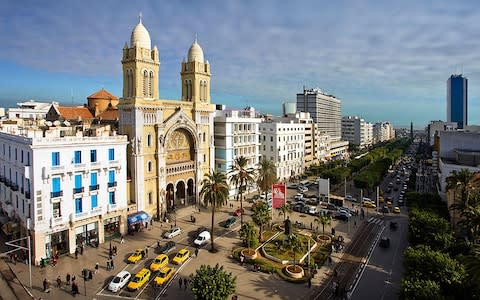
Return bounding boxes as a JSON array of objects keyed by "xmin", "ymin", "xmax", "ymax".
[{"xmin": 4, "ymin": 195, "xmax": 366, "ymax": 300}]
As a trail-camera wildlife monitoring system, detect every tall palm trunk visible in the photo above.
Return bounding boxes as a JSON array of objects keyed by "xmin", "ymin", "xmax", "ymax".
[
  {"xmin": 211, "ymin": 205, "xmax": 215, "ymax": 251},
  {"xmin": 240, "ymin": 191, "xmax": 244, "ymax": 225}
]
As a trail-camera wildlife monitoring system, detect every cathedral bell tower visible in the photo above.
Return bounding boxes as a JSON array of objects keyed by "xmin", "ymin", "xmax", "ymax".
[
  {"xmin": 121, "ymin": 15, "xmax": 160, "ymax": 100},
  {"xmin": 181, "ymin": 38, "xmax": 211, "ymax": 104}
]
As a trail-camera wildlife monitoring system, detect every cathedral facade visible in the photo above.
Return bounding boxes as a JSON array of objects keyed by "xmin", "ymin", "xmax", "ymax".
[{"xmin": 118, "ymin": 18, "xmax": 215, "ymax": 220}]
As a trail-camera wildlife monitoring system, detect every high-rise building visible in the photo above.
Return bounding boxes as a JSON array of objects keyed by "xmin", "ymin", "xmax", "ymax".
[
  {"xmin": 447, "ymin": 74, "xmax": 468, "ymax": 129},
  {"xmin": 296, "ymin": 87, "xmax": 341, "ymax": 141},
  {"xmin": 373, "ymin": 122, "xmax": 395, "ymax": 143},
  {"xmin": 341, "ymin": 116, "xmax": 373, "ymax": 149}
]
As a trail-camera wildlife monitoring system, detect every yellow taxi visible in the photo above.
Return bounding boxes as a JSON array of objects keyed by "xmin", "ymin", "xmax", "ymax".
[
  {"xmin": 149, "ymin": 254, "xmax": 169, "ymax": 272},
  {"xmin": 363, "ymin": 201, "xmax": 376, "ymax": 208},
  {"xmin": 154, "ymin": 266, "xmax": 175, "ymax": 286},
  {"xmin": 127, "ymin": 268, "xmax": 151, "ymax": 291},
  {"xmin": 127, "ymin": 249, "xmax": 143, "ymax": 264},
  {"xmin": 387, "ymin": 201, "xmax": 393, "ymax": 208},
  {"xmin": 172, "ymin": 249, "xmax": 190, "ymax": 265},
  {"xmin": 393, "ymin": 207, "xmax": 401, "ymax": 214},
  {"xmin": 379, "ymin": 196, "xmax": 384, "ymax": 203}
]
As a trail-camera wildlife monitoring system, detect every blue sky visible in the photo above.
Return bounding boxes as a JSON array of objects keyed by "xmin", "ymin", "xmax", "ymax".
[{"xmin": 1, "ymin": 0, "xmax": 479, "ymax": 128}]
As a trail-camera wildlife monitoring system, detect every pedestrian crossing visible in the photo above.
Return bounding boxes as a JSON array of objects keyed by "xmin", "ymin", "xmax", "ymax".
[{"xmin": 367, "ymin": 217, "xmax": 384, "ymax": 226}]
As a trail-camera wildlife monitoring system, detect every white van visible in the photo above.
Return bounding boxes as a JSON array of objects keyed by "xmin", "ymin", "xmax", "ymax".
[
  {"xmin": 307, "ymin": 206, "xmax": 318, "ymax": 215},
  {"xmin": 194, "ymin": 230, "xmax": 211, "ymax": 246}
]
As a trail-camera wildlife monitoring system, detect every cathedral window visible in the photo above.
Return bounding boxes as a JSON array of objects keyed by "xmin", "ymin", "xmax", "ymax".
[
  {"xmin": 149, "ymin": 71, "xmax": 154, "ymax": 97},
  {"xmin": 147, "ymin": 161, "xmax": 153, "ymax": 172},
  {"xmin": 147, "ymin": 134, "xmax": 152, "ymax": 147},
  {"xmin": 143, "ymin": 70, "xmax": 148, "ymax": 97}
]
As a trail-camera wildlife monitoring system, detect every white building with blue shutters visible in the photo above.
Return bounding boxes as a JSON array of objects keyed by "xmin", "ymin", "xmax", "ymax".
[{"xmin": 0, "ymin": 121, "xmax": 128, "ymax": 264}]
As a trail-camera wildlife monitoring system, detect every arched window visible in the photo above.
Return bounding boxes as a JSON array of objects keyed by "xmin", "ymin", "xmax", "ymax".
[
  {"xmin": 199, "ymin": 81, "xmax": 204, "ymax": 101},
  {"xmin": 149, "ymin": 71, "xmax": 154, "ymax": 97},
  {"xmin": 184, "ymin": 80, "xmax": 189, "ymax": 100},
  {"xmin": 129, "ymin": 70, "xmax": 134, "ymax": 97},
  {"xmin": 147, "ymin": 134, "xmax": 152, "ymax": 147},
  {"xmin": 143, "ymin": 70, "xmax": 148, "ymax": 97},
  {"xmin": 147, "ymin": 161, "xmax": 153, "ymax": 172}
]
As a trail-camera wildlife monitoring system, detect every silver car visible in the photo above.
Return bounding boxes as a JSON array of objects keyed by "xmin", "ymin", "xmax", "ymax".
[
  {"xmin": 163, "ymin": 227, "xmax": 182, "ymax": 239},
  {"xmin": 108, "ymin": 270, "xmax": 131, "ymax": 292}
]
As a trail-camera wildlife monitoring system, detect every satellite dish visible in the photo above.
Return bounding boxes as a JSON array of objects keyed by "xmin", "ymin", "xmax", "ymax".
[
  {"xmin": 53, "ymin": 120, "xmax": 61, "ymax": 126},
  {"xmin": 63, "ymin": 120, "xmax": 70, "ymax": 126},
  {"xmin": 45, "ymin": 121, "xmax": 53, "ymax": 127}
]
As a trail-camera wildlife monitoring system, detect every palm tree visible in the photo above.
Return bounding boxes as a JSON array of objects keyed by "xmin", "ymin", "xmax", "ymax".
[
  {"xmin": 229, "ymin": 156, "xmax": 255, "ymax": 225},
  {"xmin": 288, "ymin": 234, "xmax": 303, "ymax": 267},
  {"xmin": 251, "ymin": 201, "xmax": 272, "ymax": 242},
  {"xmin": 200, "ymin": 169, "xmax": 229, "ymax": 252},
  {"xmin": 278, "ymin": 204, "xmax": 292, "ymax": 222},
  {"xmin": 239, "ymin": 221, "xmax": 258, "ymax": 249},
  {"xmin": 446, "ymin": 169, "xmax": 475, "ymax": 210},
  {"xmin": 257, "ymin": 158, "xmax": 277, "ymax": 200},
  {"xmin": 463, "ymin": 245, "xmax": 480, "ymax": 284},
  {"xmin": 314, "ymin": 215, "xmax": 332, "ymax": 235}
]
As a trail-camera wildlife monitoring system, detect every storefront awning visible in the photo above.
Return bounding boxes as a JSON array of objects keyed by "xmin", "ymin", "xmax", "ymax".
[{"xmin": 127, "ymin": 211, "xmax": 150, "ymax": 225}]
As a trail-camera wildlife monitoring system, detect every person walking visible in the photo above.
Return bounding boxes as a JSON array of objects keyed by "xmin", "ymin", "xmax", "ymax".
[
  {"xmin": 74, "ymin": 248, "xmax": 78, "ymax": 259},
  {"xmin": 43, "ymin": 278, "xmax": 49, "ymax": 293},
  {"xmin": 110, "ymin": 259, "xmax": 114, "ymax": 270},
  {"xmin": 145, "ymin": 247, "xmax": 148, "ymax": 257},
  {"xmin": 120, "ymin": 235, "xmax": 124, "ymax": 244},
  {"xmin": 95, "ymin": 263, "xmax": 99, "ymax": 274},
  {"xmin": 106, "ymin": 260, "xmax": 111, "ymax": 271},
  {"xmin": 308, "ymin": 277, "xmax": 312, "ymax": 288},
  {"xmin": 183, "ymin": 277, "xmax": 188, "ymax": 290},
  {"xmin": 56, "ymin": 275, "xmax": 61, "ymax": 288},
  {"xmin": 195, "ymin": 248, "xmax": 199, "ymax": 258},
  {"xmin": 179, "ymin": 277, "xmax": 183, "ymax": 289},
  {"xmin": 66, "ymin": 273, "xmax": 71, "ymax": 286}
]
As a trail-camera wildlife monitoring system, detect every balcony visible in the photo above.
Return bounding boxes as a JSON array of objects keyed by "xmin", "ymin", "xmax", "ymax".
[
  {"xmin": 0, "ymin": 176, "xmax": 5, "ymax": 183},
  {"xmin": 25, "ymin": 192, "xmax": 31, "ymax": 199},
  {"xmin": 108, "ymin": 181, "xmax": 117, "ymax": 188},
  {"xmin": 51, "ymin": 191, "xmax": 63, "ymax": 198},
  {"xmin": 5, "ymin": 179, "xmax": 11, "ymax": 187},
  {"xmin": 166, "ymin": 161, "xmax": 195, "ymax": 175},
  {"xmin": 73, "ymin": 187, "xmax": 84, "ymax": 194},
  {"xmin": 89, "ymin": 184, "xmax": 99, "ymax": 191},
  {"xmin": 11, "ymin": 184, "xmax": 19, "ymax": 191}
]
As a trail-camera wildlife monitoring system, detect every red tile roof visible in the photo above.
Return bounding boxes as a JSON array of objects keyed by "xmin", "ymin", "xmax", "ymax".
[
  {"xmin": 97, "ymin": 108, "xmax": 119, "ymax": 121},
  {"xmin": 87, "ymin": 88, "xmax": 118, "ymax": 100},
  {"xmin": 57, "ymin": 106, "xmax": 94, "ymax": 120}
]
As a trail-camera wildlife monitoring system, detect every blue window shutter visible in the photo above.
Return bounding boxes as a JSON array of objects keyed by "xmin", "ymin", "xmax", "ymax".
[
  {"xmin": 90, "ymin": 172, "xmax": 97, "ymax": 186},
  {"xmin": 109, "ymin": 170, "xmax": 115, "ymax": 183},
  {"xmin": 52, "ymin": 178, "xmax": 60, "ymax": 192},
  {"xmin": 109, "ymin": 148, "xmax": 115, "ymax": 160},
  {"xmin": 75, "ymin": 174, "xmax": 82, "ymax": 188},
  {"xmin": 91, "ymin": 195, "xmax": 98, "ymax": 208}
]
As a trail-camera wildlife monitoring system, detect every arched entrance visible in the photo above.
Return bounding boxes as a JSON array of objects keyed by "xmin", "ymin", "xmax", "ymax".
[
  {"xmin": 176, "ymin": 181, "xmax": 186, "ymax": 205},
  {"xmin": 187, "ymin": 179, "xmax": 195, "ymax": 205},
  {"xmin": 166, "ymin": 183, "xmax": 175, "ymax": 211}
]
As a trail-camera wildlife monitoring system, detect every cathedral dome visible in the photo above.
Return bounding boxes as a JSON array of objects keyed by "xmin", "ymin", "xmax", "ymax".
[
  {"xmin": 130, "ymin": 19, "xmax": 151, "ymax": 49},
  {"xmin": 187, "ymin": 39, "xmax": 204, "ymax": 63}
]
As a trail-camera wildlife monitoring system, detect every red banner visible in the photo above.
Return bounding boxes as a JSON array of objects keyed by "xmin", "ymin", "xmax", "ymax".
[{"xmin": 272, "ymin": 183, "xmax": 286, "ymax": 209}]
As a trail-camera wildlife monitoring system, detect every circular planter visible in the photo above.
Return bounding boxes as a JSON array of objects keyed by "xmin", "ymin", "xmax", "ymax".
[
  {"xmin": 241, "ymin": 248, "xmax": 257, "ymax": 260},
  {"xmin": 317, "ymin": 234, "xmax": 331, "ymax": 245},
  {"xmin": 284, "ymin": 264, "xmax": 305, "ymax": 279}
]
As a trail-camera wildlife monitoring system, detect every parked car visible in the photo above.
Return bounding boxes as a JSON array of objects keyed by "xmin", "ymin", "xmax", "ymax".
[
  {"xmin": 172, "ymin": 249, "xmax": 190, "ymax": 265},
  {"xmin": 194, "ymin": 230, "xmax": 211, "ymax": 246},
  {"xmin": 233, "ymin": 208, "xmax": 244, "ymax": 216},
  {"xmin": 393, "ymin": 206, "xmax": 401, "ymax": 214},
  {"xmin": 157, "ymin": 241, "xmax": 176, "ymax": 253},
  {"xmin": 381, "ymin": 206, "xmax": 390, "ymax": 214},
  {"xmin": 127, "ymin": 268, "xmax": 151, "ymax": 291},
  {"xmin": 345, "ymin": 195, "xmax": 357, "ymax": 202},
  {"xmin": 307, "ymin": 206, "xmax": 318, "ymax": 215},
  {"xmin": 293, "ymin": 204, "xmax": 305, "ymax": 212},
  {"xmin": 337, "ymin": 208, "xmax": 352, "ymax": 217},
  {"xmin": 298, "ymin": 185, "xmax": 308, "ymax": 193},
  {"xmin": 154, "ymin": 266, "xmax": 175, "ymax": 286},
  {"xmin": 223, "ymin": 216, "xmax": 237, "ymax": 228},
  {"xmin": 334, "ymin": 212, "xmax": 350, "ymax": 221},
  {"xmin": 398, "ymin": 199, "xmax": 405, "ymax": 206},
  {"xmin": 163, "ymin": 227, "xmax": 182, "ymax": 239},
  {"xmin": 108, "ymin": 271, "xmax": 131, "ymax": 292},
  {"xmin": 149, "ymin": 254, "xmax": 169, "ymax": 272},
  {"xmin": 327, "ymin": 203, "xmax": 337, "ymax": 210}
]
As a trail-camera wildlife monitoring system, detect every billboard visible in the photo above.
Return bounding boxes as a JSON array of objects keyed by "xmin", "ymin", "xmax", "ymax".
[{"xmin": 272, "ymin": 183, "xmax": 286, "ymax": 209}]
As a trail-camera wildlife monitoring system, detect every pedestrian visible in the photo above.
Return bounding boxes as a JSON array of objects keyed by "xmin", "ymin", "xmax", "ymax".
[
  {"xmin": 310, "ymin": 222, "xmax": 313, "ymax": 230},
  {"xmin": 56, "ymin": 275, "xmax": 61, "ymax": 288},
  {"xmin": 145, "ymin": 247, "xmax": 148, "ymax": 257},
  {"xmin": 109, "ymin": 249, "xmax": 113, "ymax": 258},
  {"xmin": 332, "ymin": 281, "xmax": 338, "ymax": 295},
  {"xmin": 183, "ymin": 277, "xmax": 188, "ymax": 290},
  {"xmin": 80, "ymin": 244, "xmax": 83, "ymax": 255},
  {"xmin": 150, "ymin": 219, "xmax": 153, "ymax": 227},
  {"xmin": 95, "ymin": 262, "xmax": 99, "ymax": 274},
  {"xmin": 195, "ymin": 248, "xmax": 199, "ymax": 258},
  {"xmin": 107, "ymin": 260, "xmax": 111, "ymax": 271},
  {"xmin": 308, "ymin": 277, "xmax": 312, "ymax": 288},
  {"xmin": 72, "ymin": 275, "xmax": 76, "ymax": 283},
  {"xmin": 66, "ymin": 273, "xmax": 71, "ymax": 285},
  {"xmin": 111, "ymin": 259, "xmax": 114, "ymax": 270},
  {"xmin": 354, "ymin": 220, "xmax": 357, "ymax": 227},
  {"xmin": 240, "ymin": 254, "xmax": 245, "ymax": 265},
  {"xmin": 113, "ymin": 245, "xmax": 117, "ymax": 255},
  {"xmin": 75, "ymin": 248, "xmax": 78, "ymax": 259},
  {"xmin": 43, "ymin": 278, "xmax": 49, "ymax": 293},
  {"xmin": 179, "ymin": 277, "xmax": 183, "ymax": 289},
  {"xmin": 157, "ymin": 241, "xmax": 160, "ymax": 248},
  {"xmin": 120, "ymin": 235, "xmax": 125, "ymax": 244},
  {"xmin": 72, "ymin": 282, "xmax": 78, "ymax": 295}
]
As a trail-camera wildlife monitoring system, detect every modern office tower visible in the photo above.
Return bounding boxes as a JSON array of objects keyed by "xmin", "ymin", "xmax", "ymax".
[
  {"xmin": 214, "ymin": 106, "xmax": 262, "ymax": 197},
  {"xmin": 0, "ymin": 122, "xmax": 128, "ymax": 264},
  {"xmin": 296, "ymin": 87, "xmax": 342, "ymax": 141},
  {"xmin": 341, "ymin": 116, "xmax": 373, "ymax": 149},
  {"xmin": 118, "ymin": 17, "xmax": 215, "ymax": 218},
  {"xmin": 447, "ymin": 74, "xmax": 468, "ymax": 129}
]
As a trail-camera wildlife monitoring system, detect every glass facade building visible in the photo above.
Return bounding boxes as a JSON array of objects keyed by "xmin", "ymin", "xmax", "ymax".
[{"xmin": 447, "ymin": 74, "xmax": 468, "ymax": 129}]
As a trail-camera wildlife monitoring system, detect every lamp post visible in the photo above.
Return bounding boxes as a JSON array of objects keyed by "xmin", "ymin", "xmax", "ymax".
[{"xmin": 5, "ymin": 235, "xmax": 32, "ymax": 288}]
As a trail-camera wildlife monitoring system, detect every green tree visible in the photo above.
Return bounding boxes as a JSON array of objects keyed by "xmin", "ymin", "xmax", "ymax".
[
  {"xmin": 400, "ymin": 278, "xmax": 444, "ymax": 300},
  {"xmin": 446, "ymin": 169, "xmax": 475, "ymax": 209},
  {"xmin": 403, "ymin": 245, "xmax": 465, "ymax": 293},
  {"xmin": 408, "ymin": 208, "xmax": 453, "ymax": 250},
  {"xmin": 256, "ymin": 158, "xmax": 277, "ymax": 200},
  {"xmin": 288, "ymin": 234, "xmax": 303, "ymax": 267},
  {"xmin": 200, "ymin": 170, "xmax": 229, "ymax": 252},
  {"xmin": 190, "ymin": 263, "xmax": 236, "ymax": 300},
  {"xmin": 278, "ymin": 203, "xmax": 292, "ymax": 222},
  {"xmin": 239, "ymin": 221, "xmax": 259, "ymax": 249},
  {"xmin": 463, "ymin": 245, "xmax": 480, "ymax": 286},
  {"xmin": 314, "ymin": 215, "xmax": 331, "ymax": 235},
  {"xmin": 251, "ymin": 201, "xmax": 272, "ymax": 242},
  {"xmin": 228, "ymin": 156, "xmax": 255, "ymax": 226}
]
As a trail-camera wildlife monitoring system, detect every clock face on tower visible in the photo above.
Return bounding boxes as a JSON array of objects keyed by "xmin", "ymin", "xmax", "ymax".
[{"xmin": 166, "ymin": 129, "xmax": 193, "ymax": 164}]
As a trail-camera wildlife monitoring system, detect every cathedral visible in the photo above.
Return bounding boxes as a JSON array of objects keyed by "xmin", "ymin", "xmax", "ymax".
[{"xmin": 118, "ymin": 17, "xmax": 215, "ymax": 221}]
